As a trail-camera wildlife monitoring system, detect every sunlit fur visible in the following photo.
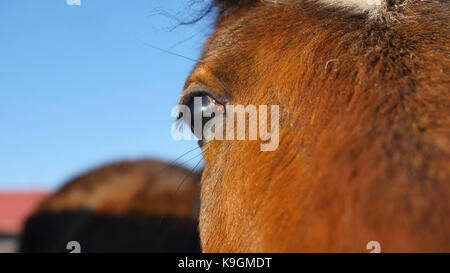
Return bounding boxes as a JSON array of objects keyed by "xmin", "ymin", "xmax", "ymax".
[{"xmin": 182, "ymin": 0, "xmax": 450, "ymax": 252}]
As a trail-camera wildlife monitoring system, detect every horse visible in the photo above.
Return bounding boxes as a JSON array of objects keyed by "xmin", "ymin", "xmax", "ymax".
[
  {"xmin": 179, "ymin": 0, "xmax": 450, "ymax": 252},
  {"xmin": 20, "ymin": 159, "xmax": 201, "ymax": 252}
]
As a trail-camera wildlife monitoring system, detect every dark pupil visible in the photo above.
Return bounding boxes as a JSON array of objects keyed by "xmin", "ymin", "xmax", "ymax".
[{"xmin": 186, "ymin": 95, "xmax": 217, "ymax": 138}]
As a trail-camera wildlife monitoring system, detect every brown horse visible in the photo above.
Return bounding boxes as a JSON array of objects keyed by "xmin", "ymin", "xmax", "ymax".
[
  {"xmin": 20, "ymin": 159, "xmax": 201, "ymax": 252},
  {"xmin": 179, "ymin": 0, "xmax": 450, "ymax": 252}
]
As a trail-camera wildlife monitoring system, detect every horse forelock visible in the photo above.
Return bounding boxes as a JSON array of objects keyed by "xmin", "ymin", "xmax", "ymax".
[{"xmin": 214, "ymin": 0, "xmax": 438, "ymax": 19}]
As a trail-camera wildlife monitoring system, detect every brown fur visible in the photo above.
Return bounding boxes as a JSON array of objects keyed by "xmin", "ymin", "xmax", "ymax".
[
  {"xmin": 21, "ymin": 159, "xmax": 202, "ymax": 252},
  {"xmin": 181, "ymin": 0, "xmax": 450, "ymax": 252},
  {"xmin": 34, "ymin": 160, "xmax": 200, "ymax": 219}
]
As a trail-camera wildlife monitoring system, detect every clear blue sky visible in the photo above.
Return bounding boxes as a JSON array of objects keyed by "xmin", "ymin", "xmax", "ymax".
[{"xmin": 0, "ymin": 0, "xmax": 212, "ymax": 191}]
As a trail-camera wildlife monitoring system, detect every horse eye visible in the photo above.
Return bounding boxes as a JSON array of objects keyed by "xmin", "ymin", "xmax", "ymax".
[{"xmin": 181, "ymin": 93, "xmax": 225, "ymax": 138}]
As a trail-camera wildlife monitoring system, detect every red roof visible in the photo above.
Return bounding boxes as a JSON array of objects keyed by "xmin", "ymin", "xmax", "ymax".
[{"xmin": 0, "ymin": 192, "xmax": 48, "ymax": 234}]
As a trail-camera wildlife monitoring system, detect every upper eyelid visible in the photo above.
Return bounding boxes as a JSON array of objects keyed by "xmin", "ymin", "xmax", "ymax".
[{"xmin": 180, "ymin": 83, "xmax": 226, "ymax": 105}]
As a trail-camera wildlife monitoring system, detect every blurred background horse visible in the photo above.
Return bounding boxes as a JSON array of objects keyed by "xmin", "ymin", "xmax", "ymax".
[{"xmin": 20, "ymin": 159, "xmax": 201, "ymax": 252}]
